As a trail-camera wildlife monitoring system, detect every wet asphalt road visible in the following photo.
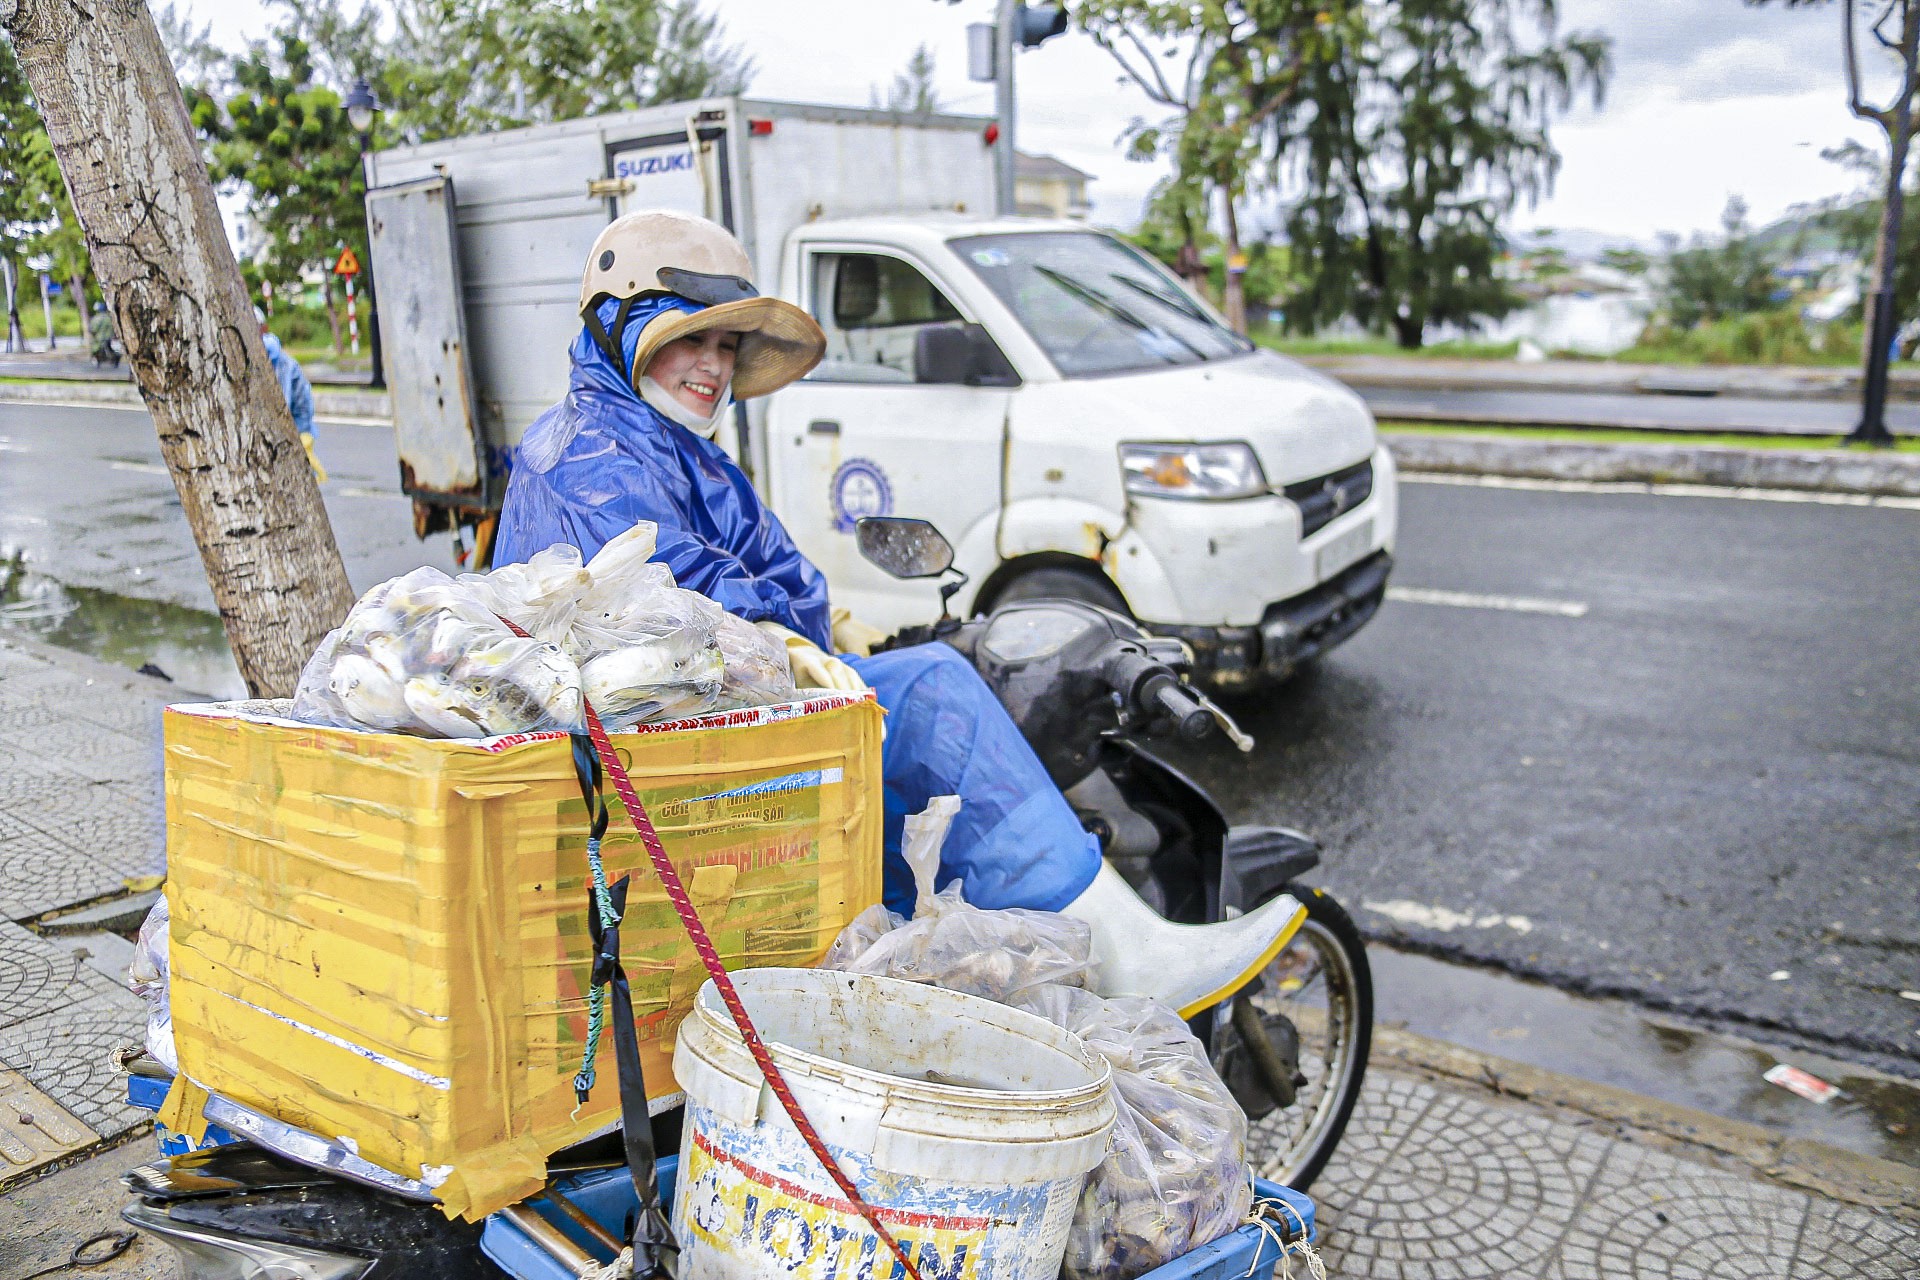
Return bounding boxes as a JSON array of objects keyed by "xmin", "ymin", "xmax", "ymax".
[
  {"xmin": 1166, "ymin": 476, "xmax": 1920, "ymax": 1073},
  {"xmin": 3, "ymin": 400, "xmax": 1918, "ymax": 1072}
]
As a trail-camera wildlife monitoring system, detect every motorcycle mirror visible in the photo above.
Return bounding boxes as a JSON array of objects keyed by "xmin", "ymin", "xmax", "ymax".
[{"xmin": 854, "ymin": 517, "xmax": 955, "ymax": 580}]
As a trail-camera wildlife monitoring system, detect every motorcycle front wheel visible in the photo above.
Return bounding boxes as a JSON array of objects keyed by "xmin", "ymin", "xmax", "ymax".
[{"xmin": 1215, "ymin": 882, "xmax": 1372, "ymax": 1190}]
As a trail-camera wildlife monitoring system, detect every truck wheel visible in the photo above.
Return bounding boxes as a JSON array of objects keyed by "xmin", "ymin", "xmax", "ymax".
[{"xmin": 984, "ymin": 565, "xmax": 1128, "ymax": 615}]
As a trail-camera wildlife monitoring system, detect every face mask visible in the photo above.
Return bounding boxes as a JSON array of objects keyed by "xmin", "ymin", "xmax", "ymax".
[{"xmin": 638, "ymin": 375, "xmax": 732, "ymax": 439}]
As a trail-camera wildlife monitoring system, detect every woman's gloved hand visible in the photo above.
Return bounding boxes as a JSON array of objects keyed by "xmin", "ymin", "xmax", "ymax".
[
  {"xmin": 756, "ymin": 621, "xmax": 867, "ymax": 692},
  {"xmin": 300, "ymin": 432, "xmax": 328, "ymax": 483},
  {"xmin": 830, "ymin": 607, "xmax": 891, "ymax": 658}
]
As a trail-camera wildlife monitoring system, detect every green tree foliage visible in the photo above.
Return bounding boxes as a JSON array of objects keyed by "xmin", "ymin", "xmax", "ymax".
[
  {"xmin": 1658, "ymin": 197, "xmax": 1784, "ymax": 330},
  {"xmin": 196, "ymin": 35, "xmax": 368, "ymax": 327},
  {"xmin": 871, "ymin": 43, "xmax": 940, "ymax": 114},
  {"xmin": 1272, "ymin": 1, "xmax": 1611, "ymax": 348},
  {"xmin": 1077, "ymin": 1, "xmax": 1363, "ymax": 331},
  {"xmin": 267, "ymin": 0, "xmax": 754, "ymax": 144}
]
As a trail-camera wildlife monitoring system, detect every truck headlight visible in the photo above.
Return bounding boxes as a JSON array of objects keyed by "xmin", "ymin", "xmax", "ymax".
[{"xmin": 1120, "ymin": 443, "xmax": 1268, "ymax": 501}]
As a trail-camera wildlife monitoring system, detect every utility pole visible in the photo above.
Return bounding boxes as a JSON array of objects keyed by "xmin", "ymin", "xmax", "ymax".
[
  {"xmin": 4, "ymin": 0, "xmax": 357, "ymax": 696},
  {"xmin": 994, "ymin": 0, "xmax": 1017, "ymax": 216}
]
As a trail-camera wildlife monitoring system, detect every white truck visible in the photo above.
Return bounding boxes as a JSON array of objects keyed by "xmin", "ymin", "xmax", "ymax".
[{"xmin": 364, "ymin": 96, "xmax": 1395, "ymax": 685}]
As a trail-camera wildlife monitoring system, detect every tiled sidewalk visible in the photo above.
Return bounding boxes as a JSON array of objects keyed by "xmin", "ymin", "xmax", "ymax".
[
  {"xmin": 0, "ymin": 636, "xmax": 169, "ymax": 1155},
  {"xmin": 1292, "ymin": 1073, "xmax": 1919, "ymax": 1278},
  {"xmin": 1, "ymin": 632, "xmax": 1916, "ymax": 1278}
]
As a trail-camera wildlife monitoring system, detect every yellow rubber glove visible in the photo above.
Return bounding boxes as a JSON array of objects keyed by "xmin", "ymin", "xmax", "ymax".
[
  {"xmin": 300, "ymin": 432, "xmax": 328, "ymax": 483},
  {"xmin": 756, "ymin": 621, "xmax": 867, "ymax": 692},
  {"xmin": 830, "ymin": 607, "xmax": 891, "ymax": 659}
]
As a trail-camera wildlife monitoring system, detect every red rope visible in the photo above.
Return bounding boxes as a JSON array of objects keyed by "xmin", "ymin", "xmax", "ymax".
[{"xmin": 500, "ymin": 619, "xmax": 923, "ymax": 1280}]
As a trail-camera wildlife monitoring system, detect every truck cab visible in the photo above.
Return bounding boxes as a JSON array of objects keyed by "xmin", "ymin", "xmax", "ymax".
[
  {"xmin": 760, "ymin": 216, "xmax": 1394, "ymax": 686},
  {"xmin": 364, "ymin": 98, "xmax": 1393, "ymax": 687}
]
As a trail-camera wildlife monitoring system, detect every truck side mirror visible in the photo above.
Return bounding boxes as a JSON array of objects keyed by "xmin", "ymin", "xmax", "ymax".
[{"xmin": 915, "ymin": 323, "xmax": 1017, "ymax": 387}]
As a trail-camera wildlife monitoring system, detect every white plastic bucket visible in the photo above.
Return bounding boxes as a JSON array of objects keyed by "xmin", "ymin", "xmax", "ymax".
[{"xmin": 671, "ymin": 968, "xmax": 1116, "ymax": 1280}]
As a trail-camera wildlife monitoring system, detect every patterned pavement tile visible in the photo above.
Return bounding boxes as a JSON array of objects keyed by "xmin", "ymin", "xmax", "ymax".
[
  {"xmin": 20, "ymin": 782, "xmax": 165, "ymax": 883},
  {"xmin": 1551, "ymin": 1139, "xmax": 1809, "ymax": 1280},
  {"xmin": 0, "ymin": 826, "xmax": 130, "ymax": 921},
  {"xmin": 1789, "ymin": 1199, "xmax": 1920, "ymax": 1279},
  {"xmin": 0, "ymin": 923, "xmax": 128, "ymax": 1031},
  {"xmin": 0, "ymin": 998, "xmax": 147, "ymax": 1139}
]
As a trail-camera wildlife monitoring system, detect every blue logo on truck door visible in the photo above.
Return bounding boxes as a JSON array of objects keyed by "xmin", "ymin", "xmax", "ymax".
[{"xmin": 830, "ymin": 459, "xmax": 892, "ymax": 534}]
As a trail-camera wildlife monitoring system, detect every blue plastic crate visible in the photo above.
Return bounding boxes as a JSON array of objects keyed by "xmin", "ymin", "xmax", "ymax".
[
  {"xmin": 479, "ymin": 1163, "xmax": 1315, "ymax": 1280},
  {"xmin": 125, "ymin": 1072, "xmax": 240, "ymax": 1157}
]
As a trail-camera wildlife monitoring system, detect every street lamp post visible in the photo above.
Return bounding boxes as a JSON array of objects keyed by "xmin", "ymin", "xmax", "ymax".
[{"xmin": 344, "ymin": 77, "xmax": 385, "ymax": 390}]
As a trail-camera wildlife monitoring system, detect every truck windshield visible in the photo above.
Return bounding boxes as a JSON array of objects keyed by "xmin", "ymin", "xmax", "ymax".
[{"xmin": 950, "ymin": 231, "xmax": 1252, "ymax": 377}]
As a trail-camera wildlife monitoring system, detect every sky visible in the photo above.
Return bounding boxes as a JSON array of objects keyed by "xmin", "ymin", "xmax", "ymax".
[{"xmin": 178, "ymin": 0, "xmax": 1891, "ymax": 244}]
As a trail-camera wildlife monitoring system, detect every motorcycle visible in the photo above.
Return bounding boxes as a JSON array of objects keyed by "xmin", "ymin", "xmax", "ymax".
[
  {"xmin": 90, "ymin": 334, "xmax": 121, "ymax": 368},
  {"xmin": 851, "ymin": 515, "xmax": 1370, "ymax": 1188},
  {"xmin": 117, "ymin": 518, "xmax": 1370, "ymax": 1276}
]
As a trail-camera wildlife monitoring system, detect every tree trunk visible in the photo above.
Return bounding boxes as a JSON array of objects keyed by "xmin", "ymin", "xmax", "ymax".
[
  {"xmin": 4, "ymin": 0, "xmax": 356, "ymax": 696},
  {"xmin": 1858, "ymin": 100, "xmax": 1913, "ymax": 445},
  {"xmin": 321, "ymin": 273, "xmax": 344, "ymax": 355},
  {"xmin": 68, "ymin": 270, "xmax": 86, "ymax": 326},
  {"xmin": 2, "ymin": 255, "xmax": 24, "ymax": 353},
  {"xmin": 1220, "ymin": 191, "xmax": 1247, "ymax": 335}
]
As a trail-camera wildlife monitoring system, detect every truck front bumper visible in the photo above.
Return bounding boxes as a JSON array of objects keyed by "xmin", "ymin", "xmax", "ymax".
[{"xmin": 1146, "ymin": 551, "xmax": 1392, "ymax": 689}]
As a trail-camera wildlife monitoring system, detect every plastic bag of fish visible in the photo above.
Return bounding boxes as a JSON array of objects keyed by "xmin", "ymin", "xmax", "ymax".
[
  {"xmin": 291, "ymin": 521, "xmax": 798, "ymax": 739},
  {"xmin": 821, "ymin": 797, "xmax": 1251, "ymax": 1280},
  {"xmin": 292, "ymin": 567, "xmax": 587, "ymax": 738},
  {"xmin": 820, "ymin": 797, "xmax": 1098, "ymax": 1001}
]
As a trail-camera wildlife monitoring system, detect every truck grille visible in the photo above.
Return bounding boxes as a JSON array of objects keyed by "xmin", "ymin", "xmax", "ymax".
[{"xmin": 1283, "ymin": 460, "xmax": 1374, "ymax": 538}]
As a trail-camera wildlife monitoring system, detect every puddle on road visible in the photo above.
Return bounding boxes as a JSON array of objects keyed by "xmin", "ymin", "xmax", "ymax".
[
  {"xmin": 0, "ymin": 550, "xmax": 245, "ymax": 699},
  {"xmin": 1375, "ymin": 946, "xmax": 1920, "ymax": 1168}
]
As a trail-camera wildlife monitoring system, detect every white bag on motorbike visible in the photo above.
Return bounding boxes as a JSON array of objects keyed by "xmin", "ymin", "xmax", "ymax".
[{"xmin": 821, "ymin": 798, "xmax": 1254, "ymax": 1280}]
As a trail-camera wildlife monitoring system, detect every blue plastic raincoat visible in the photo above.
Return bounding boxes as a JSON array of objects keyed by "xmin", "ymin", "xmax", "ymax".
[{"xmin": 496, "ymin": 296, "xmax": 1101, "ymax": 915}]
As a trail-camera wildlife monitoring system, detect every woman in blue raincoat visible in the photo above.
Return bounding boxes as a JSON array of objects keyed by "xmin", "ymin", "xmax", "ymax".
[{"xmin": 495, "ymin": 211, "xmax": 1289, "ymax": 1008}]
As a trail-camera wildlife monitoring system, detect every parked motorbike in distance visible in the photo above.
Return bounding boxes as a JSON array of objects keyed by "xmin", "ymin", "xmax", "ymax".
[
  {"xmin": 90, "ymin": 335, "xmax": 120, "ymax": 368},
  {"xmin": 853, "ymin": 516, "xmax": 1371, "ymax": 1188}
]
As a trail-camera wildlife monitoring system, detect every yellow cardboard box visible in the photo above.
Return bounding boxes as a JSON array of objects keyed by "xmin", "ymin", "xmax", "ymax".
[{"xmin": 163, "ymin": 694, "xmax": 883, "ymax": 1220}]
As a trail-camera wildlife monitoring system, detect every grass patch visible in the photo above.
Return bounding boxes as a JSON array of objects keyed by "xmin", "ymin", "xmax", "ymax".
[
  {"xmin": 1377, "ymin": 420, "xmax": 1920, "ymax": 452},
  {"xmin": 1254, "ymin": 333, "xmax": 1523, "ymax": 360}
]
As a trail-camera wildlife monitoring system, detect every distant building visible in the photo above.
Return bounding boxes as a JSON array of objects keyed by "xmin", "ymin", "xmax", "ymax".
[{"xmin": 1015, "ymin": 152, "xmax": 1094, "ymax": 220}]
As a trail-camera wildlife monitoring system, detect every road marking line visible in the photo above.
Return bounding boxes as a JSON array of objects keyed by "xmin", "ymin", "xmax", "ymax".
[
  {"xmin": 1363, "ymin": 899, "xmax": 1536, "ymax": 935},
  {"xmin": 1387, "ymin": 585, "xmax": 1588, "ymax": 617},
  {"xmin": 334, "ymin": 486, "xmax": 407, "ymax": 500},
  {"xmin": 1402, "ymin": 470, "xmax": 1920, "ymax": 510},
  {"xmin": 107, "ymin": 460, "xmax": 168, "ymax": 476},
  {"xmin": 3, "ymin": 398, "xmax": 389, "ymax": 427}
]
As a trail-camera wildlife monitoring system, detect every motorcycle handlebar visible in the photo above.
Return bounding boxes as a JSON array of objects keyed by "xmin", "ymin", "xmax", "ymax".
[
  {"xmin": 1107, "ymin": 647, "xmax": 1211, "ymax": 740},
  {"xmin": 1151, "ymin": 679, "xmax": 1214, "ymax": 741}
]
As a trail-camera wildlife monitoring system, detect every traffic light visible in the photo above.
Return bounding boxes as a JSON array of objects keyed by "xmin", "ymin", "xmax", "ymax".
[{"xmin": 1014, "ymin": 2, "xmax": 1068, "ymax": 48}]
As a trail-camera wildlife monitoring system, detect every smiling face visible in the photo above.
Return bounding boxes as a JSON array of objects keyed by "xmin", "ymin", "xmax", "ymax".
[{"xmin": 643, "ymin": 329, "xmax": 740, "ymax": 416}]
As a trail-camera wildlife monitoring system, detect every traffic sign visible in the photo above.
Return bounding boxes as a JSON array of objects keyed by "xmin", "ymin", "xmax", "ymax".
[{"xmin": 332, "ymin": 247, "xmax": 361, "ymax": 277}]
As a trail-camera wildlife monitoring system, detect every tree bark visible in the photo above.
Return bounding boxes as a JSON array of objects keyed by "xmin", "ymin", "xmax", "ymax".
[
  {"xmin": 4, "ymin": 0, "xmax": 356, "ymax": 696},
  {"xmin": 1220, "ymin": 190, "xmax": 1247, "ymax": 334},
  {"xmin": 321, "ymin": 273, "xmax": 344, "ymax": 355},
  {"xmin": 3, "ymin": 255, "xmax": 24, "ymax": 353}
]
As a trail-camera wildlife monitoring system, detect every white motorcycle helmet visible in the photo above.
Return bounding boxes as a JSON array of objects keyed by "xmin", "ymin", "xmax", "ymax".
[{"xmin": 579, "ymin": 211, "xmax": 824, "ymax": 432}]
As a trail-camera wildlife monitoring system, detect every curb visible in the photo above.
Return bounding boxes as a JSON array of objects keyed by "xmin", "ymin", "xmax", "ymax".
[
  {"xmin": 0, "ymin": 380, "xmax": 390, "ymax": 420},
  {"xmin": 1375, "ymin": 1024, "xmax": 1920, "ymax": 1221},
  {"xmin": 1384, "ymin": 432, "xmax": 1920, "ymax": 498},
  {"xmin": 1296, "ymin": 353, "xmax": 1920, "ymax": 403}
]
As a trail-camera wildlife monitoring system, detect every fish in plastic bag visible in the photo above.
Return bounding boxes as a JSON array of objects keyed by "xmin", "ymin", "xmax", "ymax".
[
  {"xmin": 822, "ymin": 797, "xmax": 1251, "ymax": 1280},
  {"xmin": 293, "ymin": 566, "xmax": 586, "ymax": 738},
  {"xmin": 821, "ymin": 796, "xmax": 1098, "ymax": 1001},
  {"xmin": 1015, "ymin": 985, "xmax": 1253, "ymax": 1280}
]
